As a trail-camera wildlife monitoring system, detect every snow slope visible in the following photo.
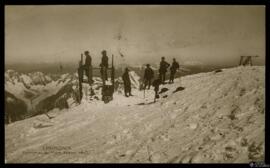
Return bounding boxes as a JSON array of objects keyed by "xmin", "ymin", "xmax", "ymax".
[{"xmin": 5, "ymin": 66, "xmax": 265, "ymax": 163}]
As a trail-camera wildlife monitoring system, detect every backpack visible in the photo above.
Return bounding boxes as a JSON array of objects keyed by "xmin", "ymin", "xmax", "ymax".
[{"xmin": 152, "ymin": 79, "xmax": 161, "ymax": 87}]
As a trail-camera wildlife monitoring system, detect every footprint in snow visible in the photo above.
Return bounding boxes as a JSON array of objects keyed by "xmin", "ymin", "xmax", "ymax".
[
  {"xmin": 159, "ymin": 134, "xmax": 170, "ymax": 141},
  {"xmin": 188, "ymin": 123, "xmax": 198, "ymax": 130},
  {"xmin": 180, "ymin": 155, "xmax": 192, "ymax": 163},
  {"xmin": 26, "ymin": 127, "xmax": 38, "ymax": 136}
]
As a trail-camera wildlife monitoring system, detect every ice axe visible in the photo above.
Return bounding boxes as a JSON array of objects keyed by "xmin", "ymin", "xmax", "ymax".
[
  {"xmin": 144, "ymin": 87, "xmax": 146, "ymax": 99},
  {"xmin": 143, "ymin": 80, "xmax": 147, "ymax": 99}
]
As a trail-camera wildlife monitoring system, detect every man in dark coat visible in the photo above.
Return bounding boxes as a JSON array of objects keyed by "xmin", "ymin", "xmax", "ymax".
[
  {"xmin": 84, "ymin": 51, "xmax": 92, "ymax": 83},
  {"xmin": 122, "ymin": 68, "xmax": 132, "ymax": 97},
  {"xmin": 144, "ymin": 64, "xmax": 154, "ymax": 89},
  {"xmin": 100, "ymin": 50, "xmax": 109, "ymax": 81},
  {"xmin": 77, "ymin": 60, "xmax": 83, "ymax": 102},
  {"xmin": 169, "ymin": 58, "xmax": 180, "ymax": 84},
  {"xmin": 159, "ymin": 57, "xmax": 170, "ymax": 84},
  {"xmin": 152, "ymin": 78, "xmax": 161, "ymax": 102}
]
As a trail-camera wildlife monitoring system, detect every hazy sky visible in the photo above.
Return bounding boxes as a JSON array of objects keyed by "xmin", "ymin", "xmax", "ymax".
[{"xmin": 5, "ymin": 5, "xmax": 265, "ymax": 66}]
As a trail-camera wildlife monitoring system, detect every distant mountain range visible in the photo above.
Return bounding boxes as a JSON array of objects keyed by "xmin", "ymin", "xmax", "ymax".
[
  {"xmin": 5, "ymin": 69, "xmax": 141, "ymax": 124},
  {"xmin": 5, "ymin": 62, "xmax": 232, "ymax": 75}
]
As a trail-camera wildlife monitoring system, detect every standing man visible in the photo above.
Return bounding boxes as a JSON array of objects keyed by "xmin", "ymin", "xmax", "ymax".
[
  {"xmin": 159, "ymin": 57, "xmax": 170, "ymax": 84},
  {"xmin": 152, "ymin": 78, "xmax": 161, "ymax": 102},
  {"xmin": 169, "ymin": 58, "xmax": 180, "ymax": 84},
  {"xmin": 77, "ymin": 60, "xmax": 83, "ymax": 102},
  {"xmin": 100, "ymin": 50, "xmax": 109, "ymax": 81},
  {"xmin": 122, "ymin": 68, "xmax": 132, "ymax": 97},
  {"xmin": 144, "ymin": 64, "xmax": 154, "ymax": 89},
  {"xmin": 84, "ymin": 51, "xmax": 92, "ymax": 83}
]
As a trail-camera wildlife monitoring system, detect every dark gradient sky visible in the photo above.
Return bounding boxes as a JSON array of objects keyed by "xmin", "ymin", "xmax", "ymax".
[{"xmin": 5, "ymin": 5, "xmax": 265, "ymax": 66}]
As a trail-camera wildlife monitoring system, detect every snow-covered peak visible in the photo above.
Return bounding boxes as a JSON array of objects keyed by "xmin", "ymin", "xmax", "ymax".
[
  {"xmin": 29, "ymin": 72, "xmax": 52, "ymax": 85},
  {"xmin": 5, "ymin": 70, "xmax": 56, "ymax": 87},
  {"xmin": 6, "ymin": 69, "xmax": 16, "ymax": 74},
  {"xmin": 5, "ymin": 69, "xmax": 20, "ymax": 78},
  {"xmin": 129, "ymin": 71, "xmax": 141, "ymax": 89},
  {"xmin": 60, "ymin": 73, "xmax": 69, "ymax": 80}
]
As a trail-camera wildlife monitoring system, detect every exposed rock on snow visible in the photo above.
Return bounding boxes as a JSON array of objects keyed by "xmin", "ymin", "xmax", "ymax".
[
  {"xmin": 5, "ymin": 66, "xmax": 265, "ymax": 163},
  {"xmin": 173, "ymin": 86, "xmax": 185, "ymax": 93},
  {"xmin": 159, "ymin": 88, "xmax": 169, "ymax": 94}
]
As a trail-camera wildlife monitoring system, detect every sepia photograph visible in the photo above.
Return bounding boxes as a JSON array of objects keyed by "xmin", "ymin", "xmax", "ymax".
[{"xmin": 5, "ymin": 5, "xmax": 265, "ymax": 163}]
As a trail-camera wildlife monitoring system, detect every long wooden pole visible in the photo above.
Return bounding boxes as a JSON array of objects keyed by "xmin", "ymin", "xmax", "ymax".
[
  {"xmin": 81, "ymin": 54, "xmax": 83, "ymax": 65},
  {"xmin": 111, "ymin": 54, "xmax": 115, "ymax": 88}
]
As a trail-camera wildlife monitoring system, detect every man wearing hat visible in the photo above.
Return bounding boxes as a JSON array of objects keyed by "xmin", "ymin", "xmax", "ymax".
[
  {"xmin": 84, "ymin": 50, "xmax": 92, "ymax": 83},
  {"xmin": 143, "ymin": 64, "xmax": 154, "ymax": 89},
  {"xmin": 100, "ymin": 50, "xmax": 109, "ymax": 81},
  {"xmin": 122, "ymin": 68, "xmax": 132, "ymax": 97},
  {"xmin": 169, "ymin": 58, "xmax": 180, "ymax": 84},
  {"xmin": 159, "ymin": 57, "xmax": 170, "ymax": 84}
]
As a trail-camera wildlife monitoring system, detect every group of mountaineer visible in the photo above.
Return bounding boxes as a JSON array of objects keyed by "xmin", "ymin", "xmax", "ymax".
[
  {"xmin": 120, "ymin": 57, "xmax": 180, "ymax": 98},
  {"xmin": 141, "ymin": 57, "xmax": 180, "ymax": 99},
  {"xmin": 78, "ymin": 50, "xmax": 180, "ymax": 100},
  {"xmin": 78, "ymin": 50, "xmax": 109, "ymax": 84}
]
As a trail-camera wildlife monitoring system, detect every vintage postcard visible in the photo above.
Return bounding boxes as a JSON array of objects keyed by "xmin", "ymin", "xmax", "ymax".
[{"xmin": 5, "ymin": 5, "xmax": 265, "ymax": 163}]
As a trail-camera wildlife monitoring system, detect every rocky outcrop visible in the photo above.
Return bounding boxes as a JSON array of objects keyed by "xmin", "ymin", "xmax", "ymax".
[{"xmin": 5, "ymin": 91, "xmax": 28, "ymax": 124}]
